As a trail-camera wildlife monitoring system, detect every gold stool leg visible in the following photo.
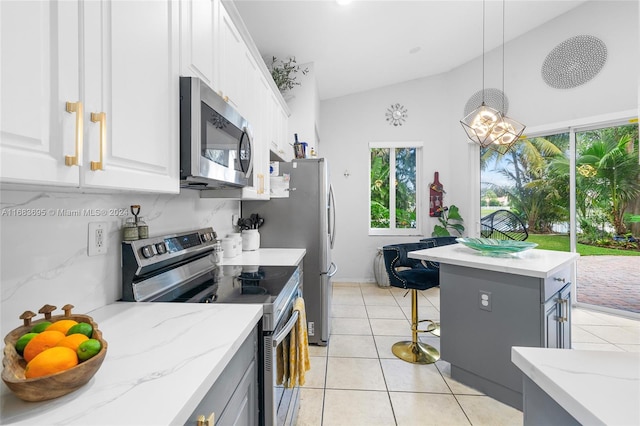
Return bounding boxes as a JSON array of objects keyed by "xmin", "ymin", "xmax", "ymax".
[{"xmin": 392, "ymin": 289, "xmax": 440, "ymax": 364}]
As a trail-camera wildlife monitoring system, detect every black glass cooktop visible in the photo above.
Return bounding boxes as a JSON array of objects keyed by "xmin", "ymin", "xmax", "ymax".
[{"xmin": 150, "ymin": 265, "xmax": 298, "ymax": 304}]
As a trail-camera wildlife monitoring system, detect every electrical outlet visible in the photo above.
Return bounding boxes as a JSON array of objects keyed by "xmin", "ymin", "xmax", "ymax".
[
  {"xmin": 88, "ymin": 222, "xmax": 107, "ymax": 256},
  {"xmin": 479, "ymin": 290, "xmax": 492, "ymax": 311},
  {"xmin": 307, "ymin": 321, "xmax": 315, "ymax": 336},
  {"xmin": 232, "ymin": 214, "xmax": 239, "ymax": 226}
]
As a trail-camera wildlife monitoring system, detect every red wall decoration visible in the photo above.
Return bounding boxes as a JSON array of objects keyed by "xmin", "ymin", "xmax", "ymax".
[{"xmin": 429, "ymin": 171, "xmax": 445, "ymax": 217}]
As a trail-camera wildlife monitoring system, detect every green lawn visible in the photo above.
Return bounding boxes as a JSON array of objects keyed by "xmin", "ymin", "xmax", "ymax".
[{"xmin": 527, "ymin": 234, "xmax": 640, "ymax": 256}]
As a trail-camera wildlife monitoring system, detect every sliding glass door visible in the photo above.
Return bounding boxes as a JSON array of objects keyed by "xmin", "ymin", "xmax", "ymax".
[
  {"xmin": 480, "ymin": 120, "xmax": 639, "ymax": 317},
  {"xmin": 573, "ymin": 123, "xmax": 639, "ymax": 315}
]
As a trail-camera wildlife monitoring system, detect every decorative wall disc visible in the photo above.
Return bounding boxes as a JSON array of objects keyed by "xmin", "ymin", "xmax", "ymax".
[
  {"xmin": 385, "ymin": 103, "xmax": 408, "ymax": 126},
  {"xmin": 463, "ymin": 88, "xmax": 508, "ymax": 117},
  {"xmin": 541, "ymin": 35, "xmax": 607, "ymax": 89}
]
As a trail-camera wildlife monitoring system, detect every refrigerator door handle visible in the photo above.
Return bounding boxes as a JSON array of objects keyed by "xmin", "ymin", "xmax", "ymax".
[
  {"xmin": 322, "ymin": 262, "xmax": 338, "ymax": 277},
  {"xmin": 329, "ymin": 184, "xmax": 336, "ymax": 249}
]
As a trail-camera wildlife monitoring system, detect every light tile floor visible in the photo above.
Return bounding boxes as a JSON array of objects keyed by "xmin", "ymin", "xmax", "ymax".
[{"xmin": 295, "ymin": 282, "xmax": 640, "ymax": 426}]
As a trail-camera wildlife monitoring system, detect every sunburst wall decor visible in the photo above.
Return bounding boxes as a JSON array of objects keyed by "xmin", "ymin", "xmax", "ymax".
[{"xmin": 385, "ymin": 103, "xmax": 408, "ymax": 126}]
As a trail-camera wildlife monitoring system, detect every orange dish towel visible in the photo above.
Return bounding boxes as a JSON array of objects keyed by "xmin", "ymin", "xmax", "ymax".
[{"xmin": 287, "ymin": 297, "xmax": 311, "ymax": 388}]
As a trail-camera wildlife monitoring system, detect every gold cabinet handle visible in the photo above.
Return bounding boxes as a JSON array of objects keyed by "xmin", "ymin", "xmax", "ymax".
[
  {"xmin": 195, "ymin": 413, "xmax": 214, "ymax": 426},
  {"xmin": 90, "ymin": 112, "xmax": 106, "ymax": 171},
  {"xmin": 258, "ymin": 173, "xmax": 265, "ymax": 194},
  {"xmin": 65, "ymin": 101, "xmax": 83, "ymax": 166}
]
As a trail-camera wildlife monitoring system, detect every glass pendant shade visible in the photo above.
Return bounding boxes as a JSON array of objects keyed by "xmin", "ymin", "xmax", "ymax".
[
  {"xmin": 460, "ymin": 103, "xmax": 503, "ymax": 147},
  {"xmin": 460, "ymin": 0, "xmax": 525, "ymax": 155},
  {"xmin": 487, "ymin": 114, "xmax": 526, "ymax": 154}
]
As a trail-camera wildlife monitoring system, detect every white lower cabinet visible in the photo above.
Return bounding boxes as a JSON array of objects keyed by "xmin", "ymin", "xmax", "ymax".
[
  {"xmin": 188, "ymin": 327, "xmax": 258, "ymax": 426},
  {"xmin": 0, "ymin": 0, "xmax": 180, "ymax": 193}
]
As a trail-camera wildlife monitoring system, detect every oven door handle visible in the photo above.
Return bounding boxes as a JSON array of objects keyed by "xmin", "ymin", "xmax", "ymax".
[{"xmin": 272, "ymin": 310, "xmax": 299, "ymax": 348}]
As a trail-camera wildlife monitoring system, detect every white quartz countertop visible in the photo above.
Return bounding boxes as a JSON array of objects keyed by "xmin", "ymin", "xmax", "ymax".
[
  {"xmin": 409, "ymin": 244, "xmax": 579, "ymax": 278},
  {"xmin": 1, "ymin": 302, "xmax": 263, "ymax": 425},
  {"xmin": 219, "ymin": 248, "xmax": 305, "ymax": 266},
  {"xmin": 512, "ymin": 347, "xmax": 640, "ymax": 425}
]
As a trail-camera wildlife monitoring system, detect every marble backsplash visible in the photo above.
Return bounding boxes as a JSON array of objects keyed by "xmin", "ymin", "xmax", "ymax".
[{"xmin": 0, "ymin": 188, "xmax": 238, "ymax": 336}]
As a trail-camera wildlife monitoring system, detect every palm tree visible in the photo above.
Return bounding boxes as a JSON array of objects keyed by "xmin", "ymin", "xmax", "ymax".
[
  {"xmin": 577, "ymin": 133, "xmax": 640, "ymax": 235},
  {"xmin": 481, "ymin": 136, "xmax": 564, "ymax": 232}
]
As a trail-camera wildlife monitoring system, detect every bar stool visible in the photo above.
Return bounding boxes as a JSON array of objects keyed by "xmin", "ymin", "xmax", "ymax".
[{"xmin": 382, "ymin": 237, "xmax": 458, "ymax": 364}]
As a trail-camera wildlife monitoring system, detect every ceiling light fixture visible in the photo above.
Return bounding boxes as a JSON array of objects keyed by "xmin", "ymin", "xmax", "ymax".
[{"xmin": 460, "ymin": 0, "xmax": 525, "ymax": 154}]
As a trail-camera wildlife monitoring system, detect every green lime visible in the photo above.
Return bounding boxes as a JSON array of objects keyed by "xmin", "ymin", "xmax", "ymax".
[
  {"xmin": 14, "ymin": 333, "xmax": 38, "ymax": 356},
  {"xmin": 66, "ymin": 322, "xmax": 93, "ymax": 338},
  {"xmin": 77, "ymin": 338, "xmax": 101, "ymax": 361},
  {"xmin": 30, "ymin": 321, "xmax": 52, "ymax": 333}
]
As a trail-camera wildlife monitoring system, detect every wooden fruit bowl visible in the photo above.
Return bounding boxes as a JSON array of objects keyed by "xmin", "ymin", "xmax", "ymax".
[{"xmin": 2, "ymin": 304, "xmax": 108, "ymax": 402}]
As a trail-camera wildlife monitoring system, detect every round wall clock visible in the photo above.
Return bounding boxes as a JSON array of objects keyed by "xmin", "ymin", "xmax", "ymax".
[{"xmin": 385, "ymin": 103, "xmax": 408, "ymax": 126}]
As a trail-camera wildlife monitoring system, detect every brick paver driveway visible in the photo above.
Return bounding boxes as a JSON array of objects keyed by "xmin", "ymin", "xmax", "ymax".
[{"xmin": 576, "ymin": 255, "xmax": 640, "ymax": 314}]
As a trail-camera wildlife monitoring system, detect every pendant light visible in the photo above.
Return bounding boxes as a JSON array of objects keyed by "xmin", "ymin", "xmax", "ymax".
[
  {"xmin": 460, "ymin": 0, "xmax": 525, "ymax": 154},
  {"xmin": 487, "ymin": 0, "xmax": 525, "ymax": 154}
]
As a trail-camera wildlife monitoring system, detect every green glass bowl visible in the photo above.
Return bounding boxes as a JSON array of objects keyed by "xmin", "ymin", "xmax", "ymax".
[{"xmin": 455, "ymin": 238, "xmax": 538, "ymax": 256}]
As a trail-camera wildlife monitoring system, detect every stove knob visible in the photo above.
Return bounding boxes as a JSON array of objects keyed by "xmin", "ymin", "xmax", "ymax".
[
  {"xmin": 141, "ymin": 245, "xmax": 155, "ymax": 259},
  {"xmin": 155, "ymin": 242, "xmax": 167, "ymax": 254}
]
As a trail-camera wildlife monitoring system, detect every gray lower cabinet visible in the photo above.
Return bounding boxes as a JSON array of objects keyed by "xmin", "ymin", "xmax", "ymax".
[
  {"xmin": 522, "ymin": 376, "xmax": 581, "ymax": 426},
  {"xmin": 440, "ymin": 264, "xmax": 572, "ymax": 410},
  {"xmin": 187, "ymin": 327, "xmax": 258, "ymax": 426},
  {"xmin": 544, "ymin": 283, "xmax": 571, "ymax": 349}
]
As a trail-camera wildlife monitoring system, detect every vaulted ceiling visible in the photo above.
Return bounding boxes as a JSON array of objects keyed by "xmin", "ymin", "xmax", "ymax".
[{"xmin": 234, "ymin": 0, "xmax": 589, "ymax": 100}]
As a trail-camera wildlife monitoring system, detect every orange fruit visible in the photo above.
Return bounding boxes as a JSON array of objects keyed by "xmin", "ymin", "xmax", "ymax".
[
  {"xmin": 22, "ymin": 330, "xmax": 66, "ymax": 363},
  {"xmin": 45, "ymin": 319, "xmax": 78, "ymax": 334},
  {"xmin": 56, "ymin": 333, "xmax": 89, "ymax": 352},
  {"xmin": 25, "ymin": 347, "xmax": 78, "ymax": 379}
]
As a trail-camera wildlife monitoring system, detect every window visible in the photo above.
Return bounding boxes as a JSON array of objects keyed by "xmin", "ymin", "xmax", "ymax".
[{"xmin": 369, "ymin": 141, "xmax": 423, "ymax": 235}]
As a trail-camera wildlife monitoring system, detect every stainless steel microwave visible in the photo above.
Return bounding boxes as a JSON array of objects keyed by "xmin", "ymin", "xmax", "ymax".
[{"xmin": 180, "ymin": 77, "xmax": 253, "ymax": 189}]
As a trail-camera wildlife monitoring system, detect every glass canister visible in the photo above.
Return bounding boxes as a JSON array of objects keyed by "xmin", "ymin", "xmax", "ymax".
[
  {"xmin": 123, "ymin": 217, "xmax": 139, "ymax": 241},
  {"xmin": 137, "ymin": 216, "xmax": 149, "ymax": 239}
]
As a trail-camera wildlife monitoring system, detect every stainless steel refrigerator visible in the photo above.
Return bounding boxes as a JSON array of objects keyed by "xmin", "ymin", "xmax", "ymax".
[{"xmin": 242, "ymin": 158, "xmax": 336, "ymax": 345}]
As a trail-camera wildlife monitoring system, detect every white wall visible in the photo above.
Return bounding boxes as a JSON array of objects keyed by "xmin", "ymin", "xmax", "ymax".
[
  {"xmin": 0, "ymin": 189, "xmax": 238, "ymax": 336},
  {"xmin": 322, "ymin": 73, "xmax": 454, "ymax": 282},
  {"xmin": 286, "ymin": 62, "xmax": 320, "ymax": 155},
  {"xmin": 322, "ymin": 0, "xmax": 638, "ymax": 282}
]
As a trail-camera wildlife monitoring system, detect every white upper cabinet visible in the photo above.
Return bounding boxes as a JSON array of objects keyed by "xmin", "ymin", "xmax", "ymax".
[
  {"xmin": 1, "ymin": 0, "xmax": 289, "ymax": 196},
  {"xmin": 81, "ymin": 0, "xmax": 179, "ymax": 193},
  {"xmin": 0, "ymin": 0, "xmax": 81, "ymax": 186},
  {"xmin": 0, "ymin": 0, "xmax": 180, "ymax": 193},
  {"xmin": 180, "ymin": 0, "xmax": 218, "ymax": 88},
  {"xmin": 217, "ymin": 3, "xmax": 245, "ymax": 113}
]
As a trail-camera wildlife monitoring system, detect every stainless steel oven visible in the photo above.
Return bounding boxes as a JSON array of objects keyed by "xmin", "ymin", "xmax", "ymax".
[
  {"xmin": 262, "ymin": 274, "xmax": 302, "ymax": 425},
  {"xmin": 121, "ymin": 228, "xmax": 302, "ymax": 426},
  {"xmin": 180, "ymin": 77, "xmax": 253, "ymax": 189}
]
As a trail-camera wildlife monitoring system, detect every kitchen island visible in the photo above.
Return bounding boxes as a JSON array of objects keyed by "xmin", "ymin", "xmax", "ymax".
[
  {"xmin": 409, "ymin": 244, "xmax": 579, "ymax": 410},
  {"xmin": 1, "ymin": 302, "xmax": 263, "ymax": 425},
  {"xmin": 512, "ymin": 346, "xmax": 640, "ymax": 425}
]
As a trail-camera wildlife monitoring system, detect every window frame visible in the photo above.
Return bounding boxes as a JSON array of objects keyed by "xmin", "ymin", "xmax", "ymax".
[{"xmin": 368, "ymin": 141, "xmax": 423, "ymax": 236}]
